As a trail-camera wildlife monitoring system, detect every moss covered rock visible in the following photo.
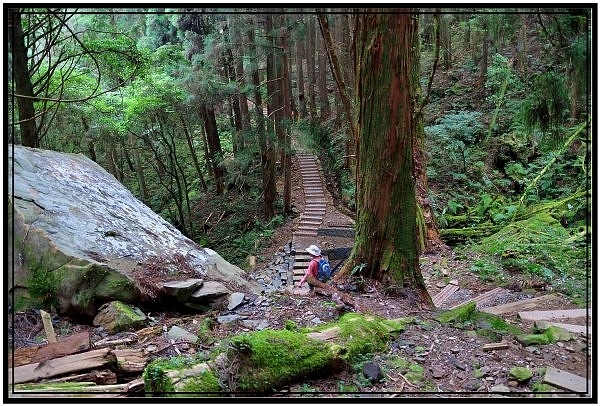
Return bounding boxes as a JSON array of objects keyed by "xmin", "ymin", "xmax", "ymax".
[
  {"xmin": 434, "ymin": 302, "xmax": 476, "ymax": 324},
  {"xmin": 509, "ymin": 366, "xmax": 533, "ymax": 382}
]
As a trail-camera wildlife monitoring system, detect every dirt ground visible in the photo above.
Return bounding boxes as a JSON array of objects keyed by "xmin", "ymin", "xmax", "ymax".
[{"xmin": 9, "ymin": 153, "xmax": 593, "ymax": 399}]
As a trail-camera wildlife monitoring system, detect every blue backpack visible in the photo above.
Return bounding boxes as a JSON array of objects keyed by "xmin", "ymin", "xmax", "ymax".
[{"xmin": 315, "ymin": 258, "xmax": 331, "ymax": 282}]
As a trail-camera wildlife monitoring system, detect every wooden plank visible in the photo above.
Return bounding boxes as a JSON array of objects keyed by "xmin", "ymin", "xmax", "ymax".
[
  {"xmin": 482, "ymin": 342, "xmax": 509, "ymax": 351},
  {"xmin": 480, "ymin": 294, "xmax": 556, "ymax": 315},
  {"xmin": 432, "ymin": 284, "xmax": 460, "ymax": 307},
  {"xmin": 535, "ymin": 321, "xmax": 590, "ymax": 334},
  {"xmin": 544, "ymin": 366, "xmax": 591, "ymax": 393},
  {"xmin": 9, "ymin": 331, "xmax": 90, "ymax": 367},
  {"xmin": 9, "ymin": 348, "xmax": 114, "ymax": 384},
  {"xmin": 40, "ymin": 310, "xmax": 57, "ymax": 343},
  {"xmin": 112, "ymin": 349, "xmax": 149, "ymax": 373},
  {"xmin": 518, "ymin": 308, "xmax": 590, "ymax": 322}
]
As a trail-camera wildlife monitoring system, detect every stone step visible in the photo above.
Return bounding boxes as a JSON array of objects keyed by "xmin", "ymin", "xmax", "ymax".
[
  {"xmin": 294, "ymin": 230, "xmax": 318, "ymax": 237},
  {"xmin": 305, "ymin": 206, "xmax": 326, "ymax": 211},
  {"xmin": 298, "ymin": 226, "xmax": 319, "ymax": 233},
  {"xmin": 299, "ymin": 220, "xmax": 322, "ymax": 226}
]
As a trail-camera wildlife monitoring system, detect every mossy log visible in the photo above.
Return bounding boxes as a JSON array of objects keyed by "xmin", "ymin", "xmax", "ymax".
[{"xmin": 142, "ymin": 312, "xmax": 409, "ymax": 396}]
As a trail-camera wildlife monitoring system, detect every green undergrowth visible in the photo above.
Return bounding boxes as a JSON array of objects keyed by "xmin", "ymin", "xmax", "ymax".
[{"xmin": 459, "ymin": 212, "xmax": 589, "ymax": 305}]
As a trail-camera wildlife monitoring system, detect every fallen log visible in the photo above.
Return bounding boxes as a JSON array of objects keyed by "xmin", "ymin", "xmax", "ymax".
[
  {"xmin": 113, "ymin": 349, "xmax": 149, "ymax": 373},
  {"xmin": 142, "ymin": 312, "xmax": 409, "ymax": 395},
  {"xmin": 9, "ymin": 331, "xmax": 91, "ymax": 368},
  {"xmin": 9, "ymin": 348, "xmax": 114, "ymax": 384}
]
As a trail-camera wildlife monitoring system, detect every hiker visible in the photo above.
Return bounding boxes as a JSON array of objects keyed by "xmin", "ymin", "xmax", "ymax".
[{"xmin": 298, "ymin": 244, "xmax": 330, "ymax": 287}]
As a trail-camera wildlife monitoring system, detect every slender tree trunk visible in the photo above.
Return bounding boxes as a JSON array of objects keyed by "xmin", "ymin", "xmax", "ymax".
[
  {"xmin": 296, "ymin": 20, "xmax": 307, "ymax": 119},
  {"xmin": 339, "ymin": 9, "xmax": 432, "ymax": 307},
  {"xmin": 9, "ymin": 9, "xmax": 38, "ymax": 147},
  {"xmin": 516, "ymin": 14, "xmax": 527, "ymax": 77},
  {"xmin": 317, "ymin": 30, "xmax": 331, "ymax": 121},
  {"xmin": 306, "ymin": 16, "xmax": 317, "ymax": 118},
  {"xmin": 230, "ymin": 16, "xmax": 251, "ymax": 148},
  {"xmin": 440, "ymin": 14, "xmax": 452, "ymax": 70},
  {"xmin": 479, "ymin": 17, "xmax": 489, "ymax": 85},
  {"xmin": 278, "ymin": 14, "xmax": 293, "ymax": 214},
  {"xmin": 249, "ymin": 19, "xmax": 275, "ymax": 219},
  {"xmin": 178, "ymin": 111, "xmax": 207, "ymax": 192},
  {"xmin": 317, "ymin": 12, "xmax": 356, "ymax": 142},
  {"xmin": 201, "ymin": 104, "xmax": 225, "ymax": 195},
  {"xmin": 130, "ymin": 135, "xmax": 148, "ymax": 202}
]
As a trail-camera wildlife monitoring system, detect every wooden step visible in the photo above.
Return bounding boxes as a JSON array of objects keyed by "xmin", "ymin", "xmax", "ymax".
[
  {"xmin": 518, "ymin": 308, "xmax": 590, "ymax": 322},
  {"xmin": 431, "ymin": 284, "xmax": 460, "ymax": 308},
  {"xmin": 480, "ymin": 294, "xmax": 557, "ymax": 315},
  {"xmin": 294, "ymin": 230, "xmax": 318, "ymax": 237}
]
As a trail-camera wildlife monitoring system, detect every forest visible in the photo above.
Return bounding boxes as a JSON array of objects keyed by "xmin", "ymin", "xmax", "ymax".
[{"xmin": 7, "ymin": 6, "xmax": 593, "ymax": 398}]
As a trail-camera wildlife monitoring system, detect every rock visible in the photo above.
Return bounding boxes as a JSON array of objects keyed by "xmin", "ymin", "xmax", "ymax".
[
  {"xmin": 463, "ymin": 379, "xmax": 480, "ymax": 391},
  {"xmin": 8, "ymin": 145, "xmax": 262, "ymax": 319},
  {"xmin": 362, "ymin": 362, "xmax": 383, "ymax": 383},
  {"xmin": 188, "ymin": 281, "xmax": 231, "ymax": 303},
  {"xmin": 491, "ymin": 384, "xmax": 511, "ymax": 392},
  {"xmin": 508, "ymin": 366, "xmax": 533, "ymax": 382},
  {"xmin": 430, "ymin": 366, "xmax": 445, "ymax": 379},
  {"xmin": 240, "ymin": 319, "xmax": 270, "ymax": 330},
  {"xmin": 217, "ymin": 314, "xmax": 246, "ymax": 324},
  {"xmin": 227, "ymin": 292, "xmax": 246, "ymax": 310},
  {"xmin": 167, "ymin": 325, "xmax": 199, "ymax": 344},
  {"xmin": 162, "ymin": 279, "xmax": 203, "ymax": 303},
  {"xmin": 92, "ymin": 300, "xmax": 147, "ymax": 334}
]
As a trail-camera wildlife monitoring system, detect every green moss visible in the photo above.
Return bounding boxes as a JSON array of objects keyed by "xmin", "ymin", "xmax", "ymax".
[
  {"xmin": 517, "ymin": 325, "xmax": 571, "ymax": 346},
  {"xmin": 231, "ymin": 328, "xmax": 335, "ymax": 392},
  {"xmin": 143, "ymin": 363, "xmax": 175, "ymax": 393},
  {"xmin": 541, "ymin": 325, "xmax": 572, "ymax": 342},
  {"xmin": 509, "ymin": 366, "xmax": 533, "ymax": 382},
  {"xmin": 532, "ymin": 382, "xmax": 555, "ymax": 394},
  {"xmin": 284, "ymin": 319, "xmax": 298, "ymax": 331},
  {"xmin": 27, "ymin": 262, "xmax": 58, "ymax": 309},
  {"xmin": 470, "ymin": 212, "xmax": 588, "ymax": 300},
  {"xmin": 15, "ymin": 382, "xmax": 97, "ymax": 391},
  {"xmin": 474, "ymin": 311, "xmax": 523, "ymax": 337},
  {"xmin": 388, "ymin": 356, "xmax": 410, "ymax": 371},
  {"xmin": 179, "ymin": 370, "xmax": 221, "ymax": 395},
  {"xmin": 143, "ymin": 354, "xmax": 213, "ymax": 395},
  {"xmin": 330, "ymin": 313, "xmax": 407, "ymax": 362},
  {"xmin": 435, "ymin": 302, "xmax": 476, "ymax": 324},
  {"xmin": 517, "ymin": 333, "xmax": 551, "ymax": 346}
]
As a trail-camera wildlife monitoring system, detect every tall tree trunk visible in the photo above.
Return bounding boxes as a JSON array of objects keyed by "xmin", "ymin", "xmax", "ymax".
[
  {"xmin": 295, "ymin": 19, "xmax": 307, "ymax": 119},
  {"xmin": 178, "ymin": 110, "xmax": 207, "ymax": 192},
  {"xmin": 479, "ymin": 17, "xmax": 489, "ymax": 85},
  {"xmin": 317, "ymin": 12, "xmax": 356, "ymax": 142},
  {"xmin": 9, "ymin": 9, "xmax": 38, "ymax": 147},
  {"xmin": 339, "ymin": 9, "xmax": 432, "ymax": 307},
  {"xmin": 230, "ymin": 16, "xmax": 251, "ymax": 148},
  {"xmin": 440, "ymin": 14, "xmax": 452, "ymax": 70},
  {"xmin": 130, "ymin": 134, "xmax": 148, "ymax": 202},
  {"xmin": 249, "ymin": 19, "xmax": 275, "ymax": 219},
  {"xmin": 201, "ymin": 104, "xmax": 225, "ymax": 195},
  {"xmin": 278, "ymin": 14, "xmax": 293, "ymax": 215},
  {"xmin": 306, "ymin": 16, "xmax": 317, "ymax": 118},
  {"xmin": 317, "ymin": 31, "xmax": 331, "ymax": 121}
]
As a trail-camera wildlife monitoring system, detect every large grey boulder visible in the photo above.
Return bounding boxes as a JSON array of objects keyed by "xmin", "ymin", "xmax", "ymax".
[{"xmin": 8, "ymin": 145, "xmax": 262, "ymax": 320}]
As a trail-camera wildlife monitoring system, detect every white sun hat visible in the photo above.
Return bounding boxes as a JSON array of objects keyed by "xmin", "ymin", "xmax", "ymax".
[{"xmin": 305, "ymin": 245, "xmax": 321, "ymax": 256}]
